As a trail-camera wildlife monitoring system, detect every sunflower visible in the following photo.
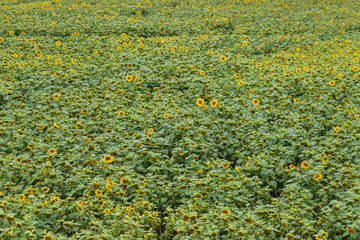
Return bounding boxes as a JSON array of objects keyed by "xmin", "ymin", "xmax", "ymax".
[
  {"xmin": 220, "ymin": 55, "xmax": 227, "ymax": 61},
  {"xmin": 37, "ymin": 54, "xmax": 42, "ymax": 59},
  {"xmin": 48, "ymin": 149, "xmax": 56, "ymax": 154},
  {"xmin": 76, "ymin": 123, "xmax": 82, "ymax": 128},
  {"xmin": 55, "ymin": 59, "xmax": 61, "ymax": 64},
  {"xmin": 334, "ymin": 127, "xmax": 340, "ymax": 133},
  {"xmin": 43, "ymin": 187, "xmax": 50, "ymax": 193},
  {"xmin": 13, "ymin": 53, "xmax": 18, "ymax": 58},
  {"xmin": 38, "ymin": 125, "xmax": 45, "ymax": 130},
  {"xmin": 105, "ymin": 182, "xmax": 112, "ymax": 192},
  {"xmin": 125, "ymin": 75, "xmax": 133, "ymax": 81},
  {"xmin": 27, "ymin": 144, "xmax": 33, "ymax": 150},
  {"xmin": 75, "ymin": 31, "xmax": 80, "ymax": 36},
  {"xmin": 222, "ymin": 209, "xmax": 230, "ymax": 215},
  {"xmin": 0, "ymin": 37, "xmax": 3, "ymax": 43},
  {"xmin": 118, "ymin": 111, "xmax": 125, "ymax": 116},
  {"xmin": 313, "ymin": 173, "xmax": 322, "ymax": 181},
  {"xmin": 149, "ymin": 128, "xmax": 154, "ymax": 133},
  {"xmin": 238, "ymin": 80, "xmax": 244, "ymax": 86},
  {"xmin": 175, "ymin": 107, "xmax": 180, "ymax": 111},
  {"xmin": 200, "ymin": 70, "xmax": 204, "ymax": 75},
  {"xmin": 211, "ymin": 100, "xmax": 218, "ymax": 107},
  {"xmin": 56, "ymin": 41, "xmax": 61, "ymax": 46},
  {"xmin": 53, "ymin": 94, "xmax": 60, "ymax": 99},
  {"xmin": 103, "ymin": 156, "xmax": 113, "ymax": 163},
  {"xmin": 19, "ymin": 63, "xmax": 25, "ymax": 68},
  {"xmin": 15, "ymin": 157, "xmax": 23, "ymax": 163},
  {"xmin": 243, "ymin": 41, "xmax": 248, "ymax": 46},
  {"xmin": 203, "ymin": 105, "xmax": 208, "ymax": 110},
  {"xmin": 322, "ymin": 156, "xmax": 328, "ymax": 163},
  {"xmin": 329, "ymin": 80, "xmax": 335, "ymax": 86},
  {"xmin": 164, "ymin": 113, "xmax": 169, "ymax": 118},
  {"xmin": 196, "ymin": 98, "xmax": 204, "ymax": 106},
  {"xmin": 338, "ymin": 73, "xmax": 343, "ymax": 79},
  {"xmin": 289, "ymin": 164, "xmax": 295, "ymax": 169},
  {"xmin": 120, "ymin": 177, "xmax": 128, "ymax": 185},
  {"xmin": 19, "ymin": 194, "xmax": 26, "ymax": 201},
  {"xmin": 252, "ymin": 99, "xmax": 260, "ymax": 105},
  {"xmin": 301, "ymin": 161, "xmax": 310, "ymax": 170},
  {"xmin": 95, "ymin": 190, "xmax": 102, "ymax": 197},
  {"xmin": 223, "ymin": 162, "xmax": 230, "ymax": 169},
  {"xmin": 81, "ymin": 109, "xmax": 89, "ymax": 114}
]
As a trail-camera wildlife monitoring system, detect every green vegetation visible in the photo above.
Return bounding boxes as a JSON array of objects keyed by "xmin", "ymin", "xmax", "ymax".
[{"xmin": 1, "ymin": 0, "xmax": 360, "ymax": 239}]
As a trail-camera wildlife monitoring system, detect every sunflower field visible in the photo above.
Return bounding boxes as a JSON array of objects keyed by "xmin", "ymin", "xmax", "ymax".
[{"xmin": 1, "ymin": 0, "xmax": 360, "ymax": 239}]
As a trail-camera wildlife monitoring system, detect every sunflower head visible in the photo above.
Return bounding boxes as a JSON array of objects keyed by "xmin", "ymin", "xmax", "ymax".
[
  {"xmin": 95, "ymin": 190, "xmax": 102, "ymax": 197},
  {"xmin": 313, "ymin": 173, "xmax": 322, "ymax": 181},
  {"xmin": 223, "ymin": 162, "xmax": 230, "ymax": 169},
  {"xmin": 48, "ymin": 149, "xmax": 56, "ymax": 154},
  {"xmin": 252, "ymin": 99, "xmax": 260, "ymax": 105},
  {"xmin": 221, "ymin": 209, "xmax": 230, "ymax": 215},
  {"xmin": 196, "ymin": 98, "xmax": 204, "ymax": 106},
  {"xmin": 103, "ymin": 156, "xmax": 113, "ymax": 163},
  {"xmin": 220, "ymin": 55, "xmax": 227, "ymax": 61},
  {"xmin": 301, "ymin": 161, "xmax": 310, "ymax": 170},
  {"xmin": 211, "ymin": 100, "xmax": 218, "ymax": 107},
  {"xmin": 126, "ymin": 75, "xmax": 133, "ymax": 81}
]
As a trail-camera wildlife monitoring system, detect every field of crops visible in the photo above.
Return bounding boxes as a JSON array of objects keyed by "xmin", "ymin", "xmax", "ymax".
[{"xmin": 2, "ymin": 0, "xmax": 360, "ymax": 239}]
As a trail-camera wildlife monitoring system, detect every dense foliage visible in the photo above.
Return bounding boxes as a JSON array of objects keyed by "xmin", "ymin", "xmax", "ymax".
[{"xmin": 1, "ymin": 0, "xmax": 360, "ymax": 239}]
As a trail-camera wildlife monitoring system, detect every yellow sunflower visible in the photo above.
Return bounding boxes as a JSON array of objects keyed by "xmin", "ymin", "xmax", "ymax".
[
  {"xmin": 211, "ymin": 100, "xmax": 218, "ymax": 107},
  {"xmin": 125, "ymin": 75, "xmax": 133, "ymax": 81},
  {"xmin": 223, "ymin": 162, "xmax": 230, "ymax": 169},
  {"xmin": 252, "ymin": 99, "xmax": 260, "ymax": 105},
  {"xmin": 48, "ymin": 149, "xmax": 56, "ymax": 154},
  {"xmin": 196, "ymin": 98, "xmax": 204, "ymax": 106},
  {"xmin": 301, "ymin": 161, "xmax": 310, "ymax": 170},
  {"xmin": 313, "ymin": 174, "xmax": 322, "ymax": 181},
  {"xmin": 103, "ymin": 156, "xmax": 113, "ymax": 163},
  {"xmin": 220, "ymin": 55, "xmax": 227, "ymax": 61}
]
